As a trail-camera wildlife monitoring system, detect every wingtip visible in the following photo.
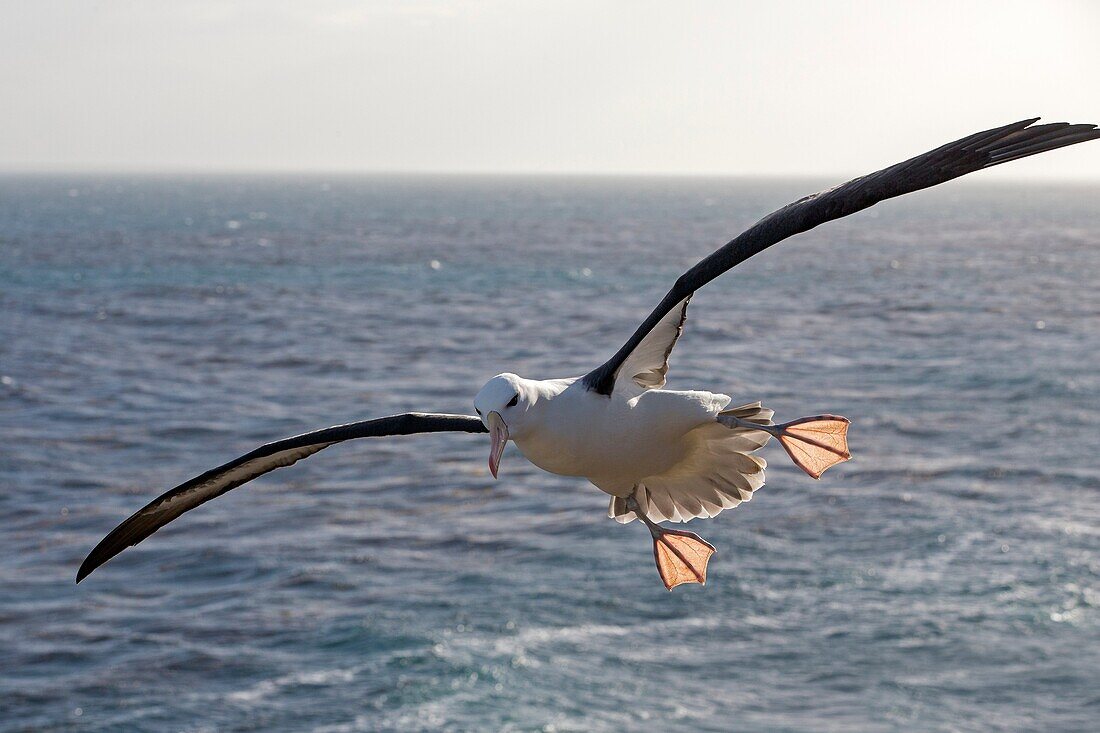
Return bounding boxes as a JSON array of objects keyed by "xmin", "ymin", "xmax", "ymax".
[
  {"xmin": 1008, "ymin": 117, "xmax": 1043, "ymax": 134},
  {"xmin": 76, "ymin": 554, "xmax": 100, "ymax": 584},
  {"xmin": 1002, "ymin": 117, "xmax": 1041, "ymax": 132},
  {"xmin": 1012, "ymin": 117, "xmax": 1100, "ymax": 134}
]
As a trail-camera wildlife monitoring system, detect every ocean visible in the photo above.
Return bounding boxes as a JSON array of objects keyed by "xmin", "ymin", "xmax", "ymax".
[{"xmin": 1, "ymin": 174, "xmax": 1098, "ymax": 732}]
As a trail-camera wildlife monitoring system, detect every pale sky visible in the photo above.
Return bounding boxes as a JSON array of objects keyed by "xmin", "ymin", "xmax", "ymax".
[{"xmin": 2, "ymin": 0, "xmax": 1098, "ymax": 178}]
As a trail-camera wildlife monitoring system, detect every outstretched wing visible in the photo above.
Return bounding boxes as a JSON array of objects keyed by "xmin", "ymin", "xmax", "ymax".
[
  {"xmin": 582, "ymin": 118, "xmax": 1100, "ymax": 396},
  {"xmin": 77, "ymin": 412, "xmax": 486, "ymax": 582}
]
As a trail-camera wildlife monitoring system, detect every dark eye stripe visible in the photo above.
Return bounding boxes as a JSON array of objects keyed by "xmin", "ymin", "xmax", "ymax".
[{"xmin": 507, "ymin": 394, "xmax": 519, "ymax": 407}]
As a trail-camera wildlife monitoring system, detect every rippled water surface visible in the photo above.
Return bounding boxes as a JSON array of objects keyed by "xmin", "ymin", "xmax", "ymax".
[{"xmin": 2, "ymin": 175, "xmax": 1099, "ymax": 732}]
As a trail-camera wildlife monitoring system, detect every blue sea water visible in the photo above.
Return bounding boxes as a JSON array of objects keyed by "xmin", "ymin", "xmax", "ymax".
[{"xmin": 1, "ymin": 174, "xmax": 1098, "ymax": 732}]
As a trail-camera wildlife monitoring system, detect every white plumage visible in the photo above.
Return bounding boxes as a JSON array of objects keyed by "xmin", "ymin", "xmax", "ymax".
[{"xmin": 472, "ymin": 289, "xmax": 781, "ymax": 530}]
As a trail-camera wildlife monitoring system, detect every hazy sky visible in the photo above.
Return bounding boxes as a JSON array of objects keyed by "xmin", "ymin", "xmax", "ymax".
[{"xmin": 2, "ymin": 1, "xmax": 1098, "ymax": 178}]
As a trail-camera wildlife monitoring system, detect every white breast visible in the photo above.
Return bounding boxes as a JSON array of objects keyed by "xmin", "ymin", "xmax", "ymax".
[{"xmin": 512, "ymin": 380, "xmax": 730, "ymax": 485}]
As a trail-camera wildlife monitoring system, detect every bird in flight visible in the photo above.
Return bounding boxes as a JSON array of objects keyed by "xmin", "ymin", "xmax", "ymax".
[{"xmin": 78, "ymin": 118, "xmax": 1100, "ymax": 590}]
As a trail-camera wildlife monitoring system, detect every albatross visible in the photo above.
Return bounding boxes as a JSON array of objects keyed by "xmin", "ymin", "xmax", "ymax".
[{"xmin": 77, "ymin": 118, "xmax": 1100, "ymax": 589}]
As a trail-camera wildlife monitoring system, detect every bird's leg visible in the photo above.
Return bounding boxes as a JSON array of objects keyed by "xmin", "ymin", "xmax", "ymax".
[
  {"xmin": 626, "ymin": 493, "xmax": 715, "ymax": 591},
  {"xmin": 724, "ymin": 413, "xmax": 852, "ymax": 479}
]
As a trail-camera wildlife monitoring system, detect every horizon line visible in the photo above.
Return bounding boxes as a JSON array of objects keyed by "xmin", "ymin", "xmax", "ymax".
[{"xmin": 1, "ymin": 167, "xmax": 1099, "ymax": 185}]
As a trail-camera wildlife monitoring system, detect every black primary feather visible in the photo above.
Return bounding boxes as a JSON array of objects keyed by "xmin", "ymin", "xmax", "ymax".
[{"xmin": 77, "ymin": 413, "xmax": 486, "ymax": 582}]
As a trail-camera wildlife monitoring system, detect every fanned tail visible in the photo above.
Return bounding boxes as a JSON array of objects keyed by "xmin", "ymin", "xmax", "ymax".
[{"xmin": 609, "ymin": 402, "xmax": 773, "ymax": 524}]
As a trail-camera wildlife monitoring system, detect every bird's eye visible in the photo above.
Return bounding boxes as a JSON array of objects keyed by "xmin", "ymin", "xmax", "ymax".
[{"xmin": 507, "ymin": 394, "xmax": 519, "ymax": 407}]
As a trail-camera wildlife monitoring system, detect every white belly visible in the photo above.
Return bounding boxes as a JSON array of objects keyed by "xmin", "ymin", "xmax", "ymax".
[{"xmin": 511, "ymin": 384, "xmax": 730, "ymax": 490}]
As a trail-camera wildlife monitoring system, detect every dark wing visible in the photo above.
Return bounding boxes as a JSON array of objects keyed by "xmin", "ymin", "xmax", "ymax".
[
  {"xmin": 583, "ymin": 118, "xmax": 1100, "ymax": 396},
  {"xmin": 77, "ymin": 412, "xmax": 486, "ymax": 582}
]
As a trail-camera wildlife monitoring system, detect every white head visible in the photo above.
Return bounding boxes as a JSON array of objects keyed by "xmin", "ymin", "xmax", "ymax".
[{"xmin": 473, "ymin": 373, "xmax": 536, "ymax": 478}]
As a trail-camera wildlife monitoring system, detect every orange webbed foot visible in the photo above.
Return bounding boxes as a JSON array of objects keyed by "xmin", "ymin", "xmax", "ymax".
[
  {"xmin": 652, "ymin": 527, "xmax": 716, "ymax": 591},
  {"xmin": 775, "ymin": 415, "xmax": 851, "ymax": 479}
]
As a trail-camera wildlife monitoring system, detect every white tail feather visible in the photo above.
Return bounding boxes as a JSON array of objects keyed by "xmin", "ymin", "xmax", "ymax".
[{"xmin": 609, "ymin": 402, "xmax": 773, "ymax": 524}]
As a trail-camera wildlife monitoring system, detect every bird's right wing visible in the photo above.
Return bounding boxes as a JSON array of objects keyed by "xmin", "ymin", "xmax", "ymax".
[
  {"xmin": 582, "ymin": 118, "xmax": 1100, "ymax": 396},
  {"xmin": 77, "ymin": 412, "xmax": 486, "ymax": 582}
]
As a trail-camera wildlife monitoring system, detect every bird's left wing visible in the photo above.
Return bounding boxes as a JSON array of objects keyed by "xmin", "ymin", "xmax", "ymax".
[
  {"xmin": 76, "ymin": 412, "xmax": 486, "ymax": 582},
  {"xmin": 582, "ymin": 117, "xmax": 1100, "ymax": 396}
]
